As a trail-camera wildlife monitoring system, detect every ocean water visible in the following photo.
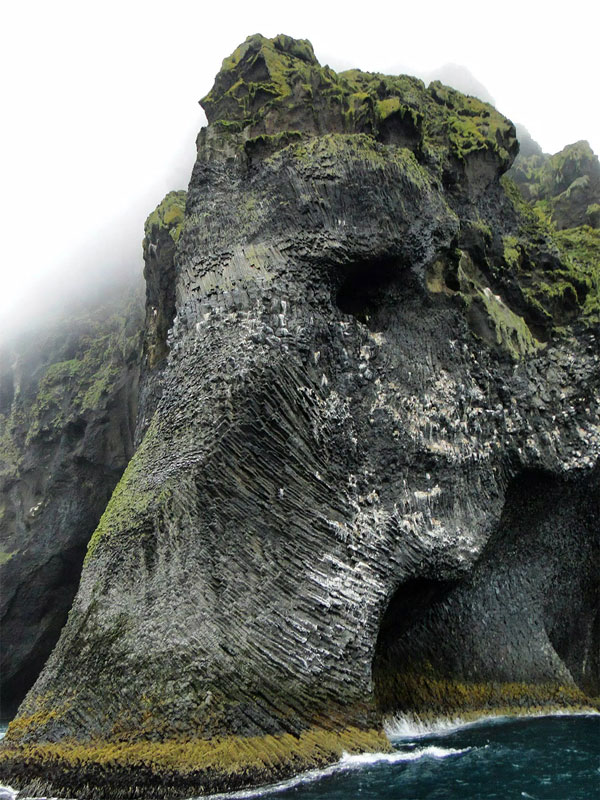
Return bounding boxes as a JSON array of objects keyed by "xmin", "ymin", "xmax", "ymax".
[{"xmin": 1, "ymin": 714, "xmax": 598, "ymax": 800}]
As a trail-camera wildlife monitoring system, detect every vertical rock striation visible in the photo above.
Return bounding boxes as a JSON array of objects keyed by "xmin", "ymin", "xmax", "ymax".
[{"xmin": 1, "ymin": 33, "xmax": 598, "ymax": 798}]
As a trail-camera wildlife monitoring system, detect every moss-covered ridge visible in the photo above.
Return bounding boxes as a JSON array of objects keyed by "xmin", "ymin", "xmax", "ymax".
[
  {"xmin": 510, "ymin": 140, "xmax": 600, "ymax": 230},
  {"xmin": 496, "ymin": 177, "xmax": 600, "ymax": 331},
  {"xmin": 200, "ymin": 33, "xmax": 517, "ymax": 172},
  {"xmin": 84, "ymin": 414, "xmax": 166, "ymax": 563},
  {"xmin": 198, "ymin": 34, "xmax": 599, "ymax": 349},
  {"xmin": 143, "ymin": 190, "xmax": 187, "ymax": 250},
  {"xmin": 197, "ymin": 34, "xmax": 598, "ymax": 350},
  {"xmin": 375, "ymin": 666, "xmax": 600, "ymax": 718},
  {"xmin": 0, "ymin": 725, "xmax": 389, "ymax": 800}
]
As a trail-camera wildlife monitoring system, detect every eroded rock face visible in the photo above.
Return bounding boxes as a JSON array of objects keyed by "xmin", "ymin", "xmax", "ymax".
[
  {"xmin": 510, "ymin": 139, "xmax": 600, "ymax": 230},
  {"xmin": 136, "ymin": 190, "xmax": 187, "ymax": 445},
  {"xmin": 374, "ymin": 465, "xmax": 600, "ymax": 714},
  {"xmin": 0, "ymin": 290, "xmax": 143, "ymax": 717},
  {"xmin": 1, "ymin": 33, "xmax": 598, "ymax": 798}
]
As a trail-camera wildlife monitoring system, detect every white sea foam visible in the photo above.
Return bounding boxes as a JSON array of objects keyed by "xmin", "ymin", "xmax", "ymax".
[
  {"xmin": 3, "ymin": 712, "xmax": 596, "ymax": 800},
  {"xmin": 340, "ymin": 745, "xmax": 469, "ymax": 765},
  {"xmin": 385, "ymin": 709, "xmax": 600, "ymax": 740},
  {"xmin": 0, "ymin": 785, "xmax": 66, "ymax": 800},
  {"xmin": 385, "ymin": 712, "xmax": 507, "ymax": 739},
  {"xmin": 203, "ymin": 745, "xmax": 470, "ymax": 799}
]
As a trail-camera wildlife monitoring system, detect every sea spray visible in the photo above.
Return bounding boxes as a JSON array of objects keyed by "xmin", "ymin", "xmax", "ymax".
[
  {"xmin": 384, "ymin": 709, "xmax": 600, "ymax": 740},
  {"xmin": 205, "ymin": 716, "xmax": 600, "ymax": 800},
  {"xmin": 205, "ymin": 746, "xmax": 470, "ymax": 799}
]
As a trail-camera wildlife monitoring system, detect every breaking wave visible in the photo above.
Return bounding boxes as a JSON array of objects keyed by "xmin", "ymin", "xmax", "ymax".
[
  {"xmin": 2, "ymin": 714, "xmax": 597, "ymax": 799},
  {"xmin": 205, "ymin": 745, "xmax": 470, "ymax": 798},
  {"xmin": 384, "ymin": 709, "xmax": 600, "ymax": 740}
]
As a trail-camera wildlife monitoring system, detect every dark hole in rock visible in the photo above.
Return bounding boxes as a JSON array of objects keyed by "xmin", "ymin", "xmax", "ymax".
[
  {"xmin": 371, "ymin": 576, "xmax": 457, "ymax": 714},
  {"xmin": 377, "ymin": 111, "xmax": 421, "ymax": 152},
  {"xmin": 444, "ymin": 263, "xmax": 460, "ymax": 293},
  {"xmin": 334, "ymin": 258, "xmax": 406, "ymax": 329},
  {"xmin": 371, "ymin": 468, "xmax": 600, "ymax": 717},
  {"xmin": 63, "ymin": 417, "xmax": 87, "ymax": 446}
]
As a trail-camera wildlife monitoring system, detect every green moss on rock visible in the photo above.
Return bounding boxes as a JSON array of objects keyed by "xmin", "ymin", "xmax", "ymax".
[
  {"xmin": 199, "ymin": 33, "xmax": 517, "ymax": 172},
  {"xmin": 0, "ymin": 301, "xmax": 141, "ymax": 464},
  {"xmin": 457, "ymin": 251, "xmax": 546, "ymax": 359},
  {"xmin": 376, "ymin": 668, "xmax": 599, "ymax": 718},
  {"xmin": 586, "ymin": 203, "xmax": 600, "ymax": 227},
  {"xmin": 554, "ymin": 226, "xmax": 600, "ymax": 321},
  {"xmin": 143, "ymin": 190, "xmax": 187, "ymax": 248},
  {"xmin": 0, "ymin": 414, "xmax": 21, "ymax": 479},
  {"xmin": 509, "ymin": 140, "xmax": 600, "ymax": 230},
  {"xmin": 24, "ymin": 338, "xmax": 123, "ymax": 445},
  {"xmin": 428, "ymin": 81, "xmax": 516, "ymax": 168},
  {"xmin": 499, "ymin": 176, "xmax": 599, "ymax": 331},
  {"xmin": 85, "ymin": 414, "xmax": 166, "ymax": 563},
  {"xmin": 0, "ymin": 549, "xmax": 15, "ymax": 565},
  {"xmin": 273, "ymin": 132, "xmax": 431, "ymax": 183}
]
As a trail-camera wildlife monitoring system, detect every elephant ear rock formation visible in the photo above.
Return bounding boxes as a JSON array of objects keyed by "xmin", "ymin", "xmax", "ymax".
[{"xmin": 1, "ymin": 33, "xmax": 599, "ymax": 799}]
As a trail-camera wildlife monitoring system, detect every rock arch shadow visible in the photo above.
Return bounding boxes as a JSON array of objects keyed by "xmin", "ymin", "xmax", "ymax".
[{"xmin": 371, "ymin": 467, "xmax": 600, "ymax": 718}]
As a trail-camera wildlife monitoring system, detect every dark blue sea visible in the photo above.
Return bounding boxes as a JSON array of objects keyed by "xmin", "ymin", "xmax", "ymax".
[
  {"xmin": 1, "ymin": 714, "xmax": 599, "ymax": 800},
  {"xmin": 210, "ymin": 715, "xmax": 600, "ymax": 800}
]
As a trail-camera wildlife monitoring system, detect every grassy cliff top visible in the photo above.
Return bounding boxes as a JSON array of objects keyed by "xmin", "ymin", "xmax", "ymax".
[
  {"xmin": 143, "ymin": 190, "xmax": 187, "ymax": 248},
  {"xmin": 200, "ymin": 33, "xmax": 517, "ymax": 171}
]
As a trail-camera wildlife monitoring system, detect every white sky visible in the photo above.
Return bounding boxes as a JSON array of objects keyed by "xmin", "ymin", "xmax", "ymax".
[{"xmin": 1, "ymin": 0, "xmax": 598, "ymax": 334}]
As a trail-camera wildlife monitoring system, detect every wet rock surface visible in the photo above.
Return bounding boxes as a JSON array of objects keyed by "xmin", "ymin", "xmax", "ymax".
[{"xmin": 1, "ymin": 33, "xmax": 598, "ymax": 798}]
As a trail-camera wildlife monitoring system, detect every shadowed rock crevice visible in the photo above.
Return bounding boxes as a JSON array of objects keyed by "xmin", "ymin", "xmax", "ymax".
[
  {"xmin": 1, "ymin": 540, "xmax": 89, "ymax": 716},
  {"xmin": 372, "ymin": 576, "xmax": 458, "ymax": 712},
  {"xmin": 334, "ymin": 258, "xmax": 410, "ymax": 329},
  {"xmin": 136, "ymin": 191, "xmax": 186, "ymax": 446}
]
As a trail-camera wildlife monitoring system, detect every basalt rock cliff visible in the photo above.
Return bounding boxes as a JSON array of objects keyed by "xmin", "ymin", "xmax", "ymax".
[
  {"xmin": 0, "ymin": 192, "xmax": 192, "ymax": 720},
  {"xmin": 0, "ymin": 290, "xmax": 143, "ymax": 719},
  {"xmin": 1, "ymin": 34, "xmax": 599, "ymax": 798}
]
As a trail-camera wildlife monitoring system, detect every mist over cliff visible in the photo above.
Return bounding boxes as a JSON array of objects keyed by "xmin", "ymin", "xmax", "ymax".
[{"xmin": 3, "ymin": 2, "xmax": 598, "ymax": 341}]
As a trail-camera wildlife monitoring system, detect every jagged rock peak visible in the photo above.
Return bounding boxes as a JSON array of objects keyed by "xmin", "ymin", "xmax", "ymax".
[{"xmin": 199, "ymin": 33, "xmax": 518, "ymax": 174}]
